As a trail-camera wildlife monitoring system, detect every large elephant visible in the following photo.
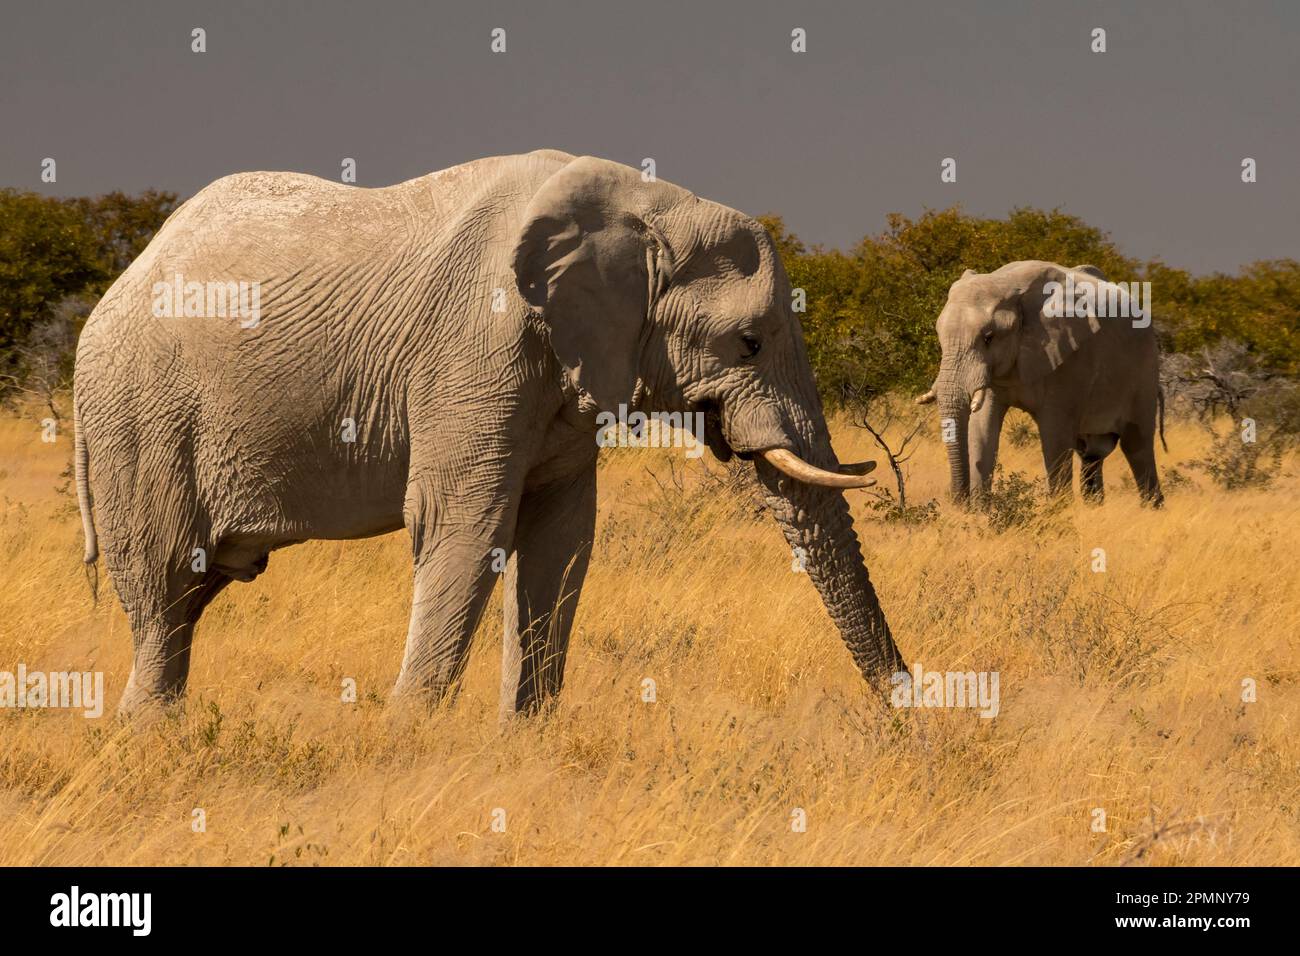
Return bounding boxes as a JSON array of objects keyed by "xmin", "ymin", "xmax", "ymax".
[
  {"xmin": 917, "ymin": 260, "xmax": 1164, "ymax": 505},
  {"xmin": 73, "ymin": 150, "xmax": 903, "ymax": 717}
]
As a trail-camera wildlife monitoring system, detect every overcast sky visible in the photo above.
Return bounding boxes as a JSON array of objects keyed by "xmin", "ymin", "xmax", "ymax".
[{"xmin": 1, "ymin": 0, "xmax": 1295, "ymax": 273}]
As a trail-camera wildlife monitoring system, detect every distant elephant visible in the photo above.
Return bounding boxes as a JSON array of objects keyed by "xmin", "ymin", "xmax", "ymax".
[
  {"xmin": 74, "ymin": 149, "xmax": 903, "ymax": 717},
  {"xmin": 917, "ymin": 260, "xmax": 1164, "ymax": 505}
]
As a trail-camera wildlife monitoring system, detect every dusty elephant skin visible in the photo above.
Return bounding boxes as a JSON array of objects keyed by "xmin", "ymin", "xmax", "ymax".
[
  {"xmin": 917, "ymin": 260, "xmax": 1165, "ymax": 506},
  {"xmin": 73, "ymin": 150, "xmax": 903, "ymax": 718}
]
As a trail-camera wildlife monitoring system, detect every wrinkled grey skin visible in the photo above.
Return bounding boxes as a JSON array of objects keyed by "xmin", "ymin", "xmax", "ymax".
[
  {"xmin": 74, "ymin": 150, "xmax": 903, "ymax": 717},
  {"xmin": 922, "ymin": 260, "xmax": 1164, "ymax": 506}
]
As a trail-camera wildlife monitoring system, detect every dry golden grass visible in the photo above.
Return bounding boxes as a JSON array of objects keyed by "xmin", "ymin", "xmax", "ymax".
[{"xmin": 0, "ymin": 397, "xmax": 1297, "ymax": 866}]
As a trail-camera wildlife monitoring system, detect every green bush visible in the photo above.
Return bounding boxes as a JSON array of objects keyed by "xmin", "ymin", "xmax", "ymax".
[
  {"xmin": 0, "ymin": 188, "xmax": 178, "ymax": 387},
  {"xmin": 981, "ymin": 469, "xmax": 1047, "ymax": 533},
  {"xmin": 1193, "ymin": 432, "xmax": 1285, "ymax": 491}
]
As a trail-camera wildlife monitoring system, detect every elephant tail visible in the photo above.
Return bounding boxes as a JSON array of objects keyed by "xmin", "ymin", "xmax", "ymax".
[
  {"xmin": 74, "ymin": 395, "xmax": 99, "ymax": 602},
  {"xmin": 1157, "ymin": 386, "xmax": 1168, "ymax": 453}
]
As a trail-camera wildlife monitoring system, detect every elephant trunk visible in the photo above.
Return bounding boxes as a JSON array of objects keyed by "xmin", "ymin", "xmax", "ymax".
[
  {"xmin": 937, "ymin": 385, "xmax": 971, "ymax": 504},
  {"xmin": 753, "ymin": 449, "xmax": 903, "ymax": 682},
  {"xmin": 934, "ymin": 351, "xmax": 989, "ymax": 504}
]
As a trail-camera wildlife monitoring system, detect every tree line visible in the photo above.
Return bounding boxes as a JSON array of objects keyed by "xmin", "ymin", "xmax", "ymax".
[
  {"xmin": 758, "ymin": 207, "xmax": 1299, "ymax": 405},
  {"xmin": 1, "ymin": 187, "xmax": 1295, "ymax": 406}
]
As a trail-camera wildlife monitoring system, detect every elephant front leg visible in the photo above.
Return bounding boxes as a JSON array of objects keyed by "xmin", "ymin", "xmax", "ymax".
[
  {"xmin": 391, "ymin": 476, "xmax": 517, "ymax": 705},
  {"xmin": 1037, "ymin": 414, "xmax": 1076, "ymax": 497},
  {"xmin": 968, "ymin": 395, "xmax": 1008, "ymax": 500},
  {"xmin": 500, "ymin": 467, "xmax": 596, "ymax": 722}
]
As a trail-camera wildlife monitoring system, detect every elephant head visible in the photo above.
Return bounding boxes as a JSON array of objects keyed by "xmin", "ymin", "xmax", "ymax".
[
  {"xmin": 512, "ymin": 156, "xmax": 902, "ymax": 679},
  {"xmin": 916, "ymin": 260, "xmax": 1108, "ymax": 502}
]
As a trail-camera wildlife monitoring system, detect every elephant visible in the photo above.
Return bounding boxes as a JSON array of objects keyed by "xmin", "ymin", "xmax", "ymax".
[
  {"xmin": 73, "ymin": 149, "xmax": 904, "ymax": 718},
  {"xmin": 916, "ymin": 260, "xmax": 1164, "ymax": 505}
]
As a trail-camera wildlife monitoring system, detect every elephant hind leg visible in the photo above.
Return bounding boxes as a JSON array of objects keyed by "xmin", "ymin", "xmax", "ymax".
[
  {"xmin": 1077, "ymin": 433, "xmax": 1118, "ymax": 503},
  {"xmin": 89, "ymin": 424, "xmax": 245, "ymax": 715},
  {"xmin": 1120, "ymin": 423, "xmax": 1164, "ymax": 507},
  {"xmin": 116, "ymin": 570, "xmax": 229, "ymax": 716},
  {"xmin": 98, "ymin": 497, "xmax": 227, "ymax": 714},
  {"xmin": 1079, "ymin": 455, "xmax": 1105, "ymax": 502}
]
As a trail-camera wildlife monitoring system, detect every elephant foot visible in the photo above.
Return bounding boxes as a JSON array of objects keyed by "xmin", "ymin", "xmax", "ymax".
[
  {"xmin": 115, "ymin": 680, "xmax": 184, "ymax": 723},
  {"xmin": 389, "ymin": 675, "xmax": 459, "ymax": 711},
  {"xmin": 116, "ymin": 650, "xmax": 192, "ymax": 718}
]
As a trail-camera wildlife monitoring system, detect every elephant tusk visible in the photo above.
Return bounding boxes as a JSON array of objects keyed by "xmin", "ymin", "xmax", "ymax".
[
  {"xmin": 916, "ymin": 389, "xmax": 936, "ymax": 405},
  {"xmin": 969, "ymin": 388, "xmax": 988, "ymax": 414},
  {"xmin": 837, "ymin": 460, "xmax": 878, "ymax": 476},
  {"xmin": 759, "ymin": 448, "xmax": 878, "ymax": 489}
]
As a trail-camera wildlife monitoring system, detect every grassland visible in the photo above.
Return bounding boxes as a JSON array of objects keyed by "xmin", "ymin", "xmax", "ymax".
[{"xmin": 0, "ymin": 397, "xmax": 1296, "ymax": 865}]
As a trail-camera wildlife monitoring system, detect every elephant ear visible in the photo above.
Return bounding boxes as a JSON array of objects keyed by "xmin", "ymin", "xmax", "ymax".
[
  {"xmin": 1016, "ymin": 263, "xmax": 1104, "ymax": 383},
  {"xmin": 1073, "ymin": 264, "xmax": 1107, "ymax": 280},
  {"xmin": 511, "ymin": 156, "xmax": 675, "ymax": 412}
]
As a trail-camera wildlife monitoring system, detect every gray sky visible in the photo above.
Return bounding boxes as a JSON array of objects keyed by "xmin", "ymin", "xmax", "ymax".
[{"xmin": 2, "ymin": 0, "xmax": 1295, "ymax": 273}]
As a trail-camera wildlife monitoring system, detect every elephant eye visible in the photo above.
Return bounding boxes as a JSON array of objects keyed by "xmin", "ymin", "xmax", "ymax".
[
  {"xmin": 982, "ymin": 329, "xmax": 995, "ymax": 346},
  {"xmin": 740, "ymin": 333, "xmax": 762, "ymax": 359}
]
